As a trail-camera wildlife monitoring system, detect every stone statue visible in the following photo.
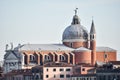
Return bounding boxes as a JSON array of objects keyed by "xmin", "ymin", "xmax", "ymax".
[
  {"xmin": 10, "ymin": 43, "xmax": 13, "ymax": 50},
  {"xmin": 74, "ymin": 8, "xmax": 78, "ymax": 15},
  {"xmin": 5, "ymin": 44, "xmax": 8, "ymax": 50}
]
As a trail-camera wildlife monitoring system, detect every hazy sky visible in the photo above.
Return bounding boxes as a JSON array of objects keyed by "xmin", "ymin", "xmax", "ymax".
[{"xmin": 0, "ymin": 0, "xmax": 120, "ymax": 61}]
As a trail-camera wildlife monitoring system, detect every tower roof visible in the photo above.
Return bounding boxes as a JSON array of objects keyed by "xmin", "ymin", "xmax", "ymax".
[
  {"xmin": 90, "ymin": 20, "xmax": 96, "ymax": 34},
  {"xmin": 71, "ymin": 15, "xmax": 80, "ymax": 25},
  {"xmin": 71, "ymin": 8, "xmax": 80, "ymax": 25}
]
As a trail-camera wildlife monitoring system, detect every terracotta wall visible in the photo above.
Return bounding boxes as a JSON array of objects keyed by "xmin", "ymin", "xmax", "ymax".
[
  {"xmin": 96, "ymin": 51, "xmax": 116, "ymax": 62},
  {"xmin": 22, "ymin": 51, "xmax": 72, "ymax": 65},
  {"xmin": 74, "ymin": 51, "xmax": 91, "ymax": 64},
  {"xmin": 63, "ymin": 41, "xmax": 88, "ymax": 48}
]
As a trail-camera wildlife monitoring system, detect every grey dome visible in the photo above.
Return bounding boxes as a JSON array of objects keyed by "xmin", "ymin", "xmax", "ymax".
[{"xmin": 62, "ymin": 15, "xmax": 88, "ymax": 42}]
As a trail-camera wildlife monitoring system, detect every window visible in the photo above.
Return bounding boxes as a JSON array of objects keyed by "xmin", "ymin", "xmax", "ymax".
[
  {"xmin": 53, "ymin": 68, "xmax": 56, "ymax": 71},
  {"xmin": 66, "ymin": 68, "xmax": 71, "ymax": 71},
  {"xmin": 87, "ymin": 78, "xmax": 89, "ymax": 80},
  {"xmin": 76, "ymin": 68, "xmax": 80, "ymax": 73},
  {"xmin": 35, "ymin": 75, "xmax": 39, "ymax": 79},
  {"xmin": 46, "ymin": 68, "xmax": 48, "ymax": 71},
  {"xmin": 103, "ymin": 75, "xmax": 106, "ymax": 80},
  {"xmin": 60, "ymin": 55, "xmax": 66, "ymax": 61},
  {"xmin": 93, "ymin": 35, "xmax": 94, "ymax": 39},
  {"xmin": 76, "ymin": 77, "xmax": 79, "ymax": 80},
  {"xmin": 104, "ymin": 53, "xmax": 108, "ymax": 59},
  {"xmin": 82, "ymin": 68, "xmax": 85, "ymax": 71},
  {"xmin": 70, "ymin": 43, "xmax": 73, "ymax": 47},
  {"xmin": 90, "ymin": 35, "xmax": 95, "ymax": 40},
  {"xmin": 54, "ymin": 75, "xmax": 56, "ymax": 78},
  {"xmin": 46, "ymin": 75, "xmax": 49, "ymax": 78},
  {"xmin": 60, "ymin": 74, "xmax": 64, "ymax": 78},
  {"xmin": 94, "ymin": 77, "xmax": 96, "ymax": 80},
  {"xmin": 30, "ymin": 55, "xmax": 35, "ymax": 61},
  {"xmin": 60, "ymin": 68, "xmax": 64, "ymax": 71},
  {"xmin": 90, "ymin": 78, "xmax": 91, "ymax": 80},
  {"xmin": 117, "ymin": 75, "xmax": 120, "ymax": 80},
  {"xmin": 44, "ymin": 55, "xmax": 51, "ymax": 61},
  {"xmin": 66, "ymin": 74, "xmax": 70, "ymax": 78}
]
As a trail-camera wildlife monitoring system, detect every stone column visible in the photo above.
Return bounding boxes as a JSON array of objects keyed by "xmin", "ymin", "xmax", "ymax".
[
  {"xmin": 54, "ymin": 52, "xmax": 60, "ymax": 62},
  {"xmin": 41, "ymin": 53, "xmax": 44, "ymax": 64},
  {"xmin": 36, "ymin": 52, "xmax": 40, "ymax": 65},
  {"xmin": 51, "ymin": 52, "xmax": 55, "ymax": 62},
  {"xmin": 70, "ymin": 53, "xmax": 75, "ymax": 65},
  {"xmin": 27, "ymin": 54, "xmax": 30, "ymax": 65},
  {"xmin": 65, "ymin": 52, "xmax": 70, "ymax": 64}
]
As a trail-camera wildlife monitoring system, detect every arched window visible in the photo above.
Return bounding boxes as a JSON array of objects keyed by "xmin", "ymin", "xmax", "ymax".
[
  {"xmin": 60, "ymin": 55, "xmax": 66, "ymax": 61},
  {"xmin": 70, "ymin": 43, "xmax": 73, "ymax": 47},
  {"xmin": 35, "ymin": 75, "xmax": 39, "ymax": 80},
  {"xmin": 30, "ymin": 55, "xmax": 35, "ymax": 61},
  {"xmin": 44, "ymin": 55, "xmax": 51, "ymax": 61}
]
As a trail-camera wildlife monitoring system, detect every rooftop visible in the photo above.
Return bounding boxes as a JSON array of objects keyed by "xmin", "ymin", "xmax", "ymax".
[
  {"xmin": 14, "ymin": 44, "xmax": 116, "ymax": 52},
  {"xmin": 44, "ymin": 62, "xmax": 73, "ymax": 67},
  {"xmin": 109, "ymin": 61, "xmax": 120, "ymax": 65},
  {"xmin": 96, "ymin": 68, "xmax": 120, "ymax": 73},
  {"xmin": 5, "ymin": 69, "xmax": 32, "ymax": 76},
  {"xmin": 71, "ymin": 74, "xmax": 96, "ymax": 77}
]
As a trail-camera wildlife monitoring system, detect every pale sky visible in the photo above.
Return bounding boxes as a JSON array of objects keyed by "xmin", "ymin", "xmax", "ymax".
[{"xmin": 0, "ymin": 0, "xmax": 120, "ymax": 61}]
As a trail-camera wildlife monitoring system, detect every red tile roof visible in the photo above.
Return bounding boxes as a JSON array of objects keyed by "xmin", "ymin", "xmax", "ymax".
[{"xmin": 109, "ymin": 61, "xmax": 120, "ymax": 65}]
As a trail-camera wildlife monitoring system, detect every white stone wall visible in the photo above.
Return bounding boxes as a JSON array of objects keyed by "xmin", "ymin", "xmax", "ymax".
[
  {"xmin": 4, "ymin": 51, "xmax": 23, "ymax": 73},
  {"xmin": 4, "ymin": 60, "xmax": 20, "ymax": 73}
]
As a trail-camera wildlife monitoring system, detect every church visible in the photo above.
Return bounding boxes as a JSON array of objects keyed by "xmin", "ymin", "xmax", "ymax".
[{"xmin": 3, "ymin": 9, "xmax": 116, "ymax": 73}]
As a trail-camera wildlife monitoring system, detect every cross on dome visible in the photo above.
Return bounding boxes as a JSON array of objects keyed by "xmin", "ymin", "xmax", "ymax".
[{"xmin": 74, "ymin": 8, "xmax": 78, "ymax": 15}]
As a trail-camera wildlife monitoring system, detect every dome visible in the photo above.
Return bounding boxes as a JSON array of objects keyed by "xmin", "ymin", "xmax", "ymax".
[{"xmin": 62, "ymin": 15, "xmax": 88, "ymax": 42}]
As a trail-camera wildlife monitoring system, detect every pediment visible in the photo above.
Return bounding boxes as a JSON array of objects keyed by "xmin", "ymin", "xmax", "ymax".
[{"xmin": 6, "ymin": 52, "xmax": 18, "ymax": 60}]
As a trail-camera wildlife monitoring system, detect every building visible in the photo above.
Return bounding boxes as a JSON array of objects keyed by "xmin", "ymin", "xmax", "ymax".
[
  {"xmin": 4, "ymin": 69, "xmax": 32, "ymax": 80},
  {"xmin": 109, "ymin": 61, "xmax": 120, "ymax": 68},
  {"xmin": 32, "ymin": 65, "xmax": 43, "ymax": 80},
  {"xmin": 96, "ymin": 68, "xmax": 120, "ymax": 80},
  {"xmin": 32, "ymin": 62, "xmax": 73, "ymax": 80},
  {"xmin": 73, "ymin": 64, "xmax": 95, "ymax": 75},
  {"xmin": 4, "ymin": 62, "xmax": 73, "ymax": 80},
  {"xmin": 0, "ymin": 66, "xmax": 4, "ymax": 80},
  {"xmin": 3, "ymin": 9, "xmax": 117, "ymax": 74},
  {"xmin": 71, "ymin": 74, "xmax": 96, "ymax": 80}
]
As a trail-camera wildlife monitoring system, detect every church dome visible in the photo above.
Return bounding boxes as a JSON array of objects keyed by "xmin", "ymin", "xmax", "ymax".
[{"xmin": 62, "ymin": 15, "xmax": 88, "ymax": 42}]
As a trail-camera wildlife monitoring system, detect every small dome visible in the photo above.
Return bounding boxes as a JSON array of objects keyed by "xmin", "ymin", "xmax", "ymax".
[{"xmin": 62, "ymin": 15, "xmax": 88, "ymax": 42}]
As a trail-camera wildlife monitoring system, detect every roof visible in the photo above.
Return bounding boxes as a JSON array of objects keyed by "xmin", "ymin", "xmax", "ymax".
[
  {"xmin": 109, "ymin": 61, "xmax": 120, "ymax": 65},
  {"xmin": 5, "ymin": 69, "xmax": 32, "ymax": 76},
  {"xmin": 32, "ymin": 66, "xmax": 43, "ymax": 73},
  {"xmin": 74, "ymin": 47, "xmax": 91, "ymax": 52},
  {"xmin": 96, "ymin": 61, "xmax": 106, "ymax": 66},
  {"xmin": 62, "ymin": 14, "xmax": 88, "ymax": 42},
  {"xmin": 90, "ymin": 20, "xmax": 96, "ymax": 34},
  {"xmin": 14, "ymin": 44, "xmax": 116, "ymax": 52},
  {"xmin": 96, "ymin": 47, "xmax": 116, "ymax": 52},
  {"xmin": 71, "ymin": 74, "xmax": 96, "ymax": 77},
  {"xmin": 62, "ymin": 24, "xmax": 88, "ymax": 42},
  {"xmin": 96, "ymin": 68, "xmax": 120, "ymax": 73},
  {"xmin": 4, "ymin": 50, "xmax": 20, "ymax": 59},
  {"xmin": 15, "ymin": 44, "xmax": 74, "ymax": 51},
  {"xmin": 44, "ymin": 62, "xmax": 73, "ymax": 67}
]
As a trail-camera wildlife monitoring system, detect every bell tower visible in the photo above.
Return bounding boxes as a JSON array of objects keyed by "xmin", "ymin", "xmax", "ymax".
[{"xmin": 90, "ymin": 20, "xmax": 96, "ymax": 65}]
